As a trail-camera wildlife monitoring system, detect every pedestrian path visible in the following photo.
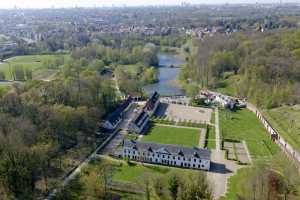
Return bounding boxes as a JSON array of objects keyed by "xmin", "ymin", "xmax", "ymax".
[
  {"xmin": 198, "ymin": 128, "xmax": 206, "ymax": 148},
  {"xmin": 215, "ymin": 107, "xmax": 221, "ymax": 151}
]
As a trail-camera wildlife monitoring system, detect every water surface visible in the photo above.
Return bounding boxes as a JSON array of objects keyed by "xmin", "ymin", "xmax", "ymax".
[{"xmin": 143, "ymin": 53, "xmax": 185, "ymax": 96}]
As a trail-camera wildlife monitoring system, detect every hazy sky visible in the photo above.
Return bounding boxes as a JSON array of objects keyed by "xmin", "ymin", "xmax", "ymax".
[{"xmin": 0, "ymin": 0, "xmax": 298, "ymax": 9}]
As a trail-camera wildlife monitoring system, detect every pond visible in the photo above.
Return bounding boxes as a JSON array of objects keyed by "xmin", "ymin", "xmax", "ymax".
[{"xmin": 143, "ymin": 53, "xmax": 185, "ymax": 96}]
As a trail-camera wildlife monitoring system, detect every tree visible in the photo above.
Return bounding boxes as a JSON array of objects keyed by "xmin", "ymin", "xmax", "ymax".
[{"xmin": 167, "ymin": 172, "xmax": 180, "ymax": 200}]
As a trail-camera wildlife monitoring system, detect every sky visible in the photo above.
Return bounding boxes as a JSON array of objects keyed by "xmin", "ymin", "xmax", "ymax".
[{"xmin": 0, "ymin": 0, "xmax": 298, "ymax": 9}]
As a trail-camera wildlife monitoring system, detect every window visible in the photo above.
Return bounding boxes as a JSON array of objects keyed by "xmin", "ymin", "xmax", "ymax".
[
  {"xmin": 162, "ymin": 155, "xmax": 165, "ymax": 158},
  {"xmin": 183, "ymin": 157, "xmax": 185, "ymax": 161},
  {"xmin": 193, "ymin": 164, "xmax": 195, "ymax": 167},
  {"xmin": 173, "ymin": 156, "xmax": 175, "ymax": 159},
  {"xmin": 194, "ymin": 159, "xmax": 196, "ymax": 162},
  {"xmin": 167, "ymin": 155, "xmax": 170, "ymax": 159},
  {"xmin": 178, "ymin": 157, "xmax": 180, "ymax": 160}
]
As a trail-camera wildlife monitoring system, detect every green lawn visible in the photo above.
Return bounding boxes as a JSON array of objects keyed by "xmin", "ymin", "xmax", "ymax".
[
  {"xmin": 0, "ymin": 54, "xmax": 69, "ymax": 79},
  {"xmin": 112, "ymin": 159, "xmax": 197, "ymax": 184},
  {"xmin": 263, "ymin": 105, "xmax": 300, "ymax": 152},
  {"xmin": 142, "ymin": 125, "xmax": 200, "ymax": 147},
  {"xmin": 220, "ymin": 109, "xmax": 279, "ymax": 158},
  {"xmin": 220, "ymin": 167, "xmax": 252, "ymax": 200},
  {"xmin": 113, "ymin": 162, "xmax": 170, "ymax": 183}
]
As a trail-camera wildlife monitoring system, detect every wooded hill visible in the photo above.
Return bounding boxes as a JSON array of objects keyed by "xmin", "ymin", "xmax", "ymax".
[{"xmin": 181, "ymin": 30, "xmax": 300, "ymax": 108}]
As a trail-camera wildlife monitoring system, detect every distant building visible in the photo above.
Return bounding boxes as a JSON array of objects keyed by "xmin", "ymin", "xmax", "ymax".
[
  {"xmin": 122, "ymin": 140, "xmax": 211, "ymax": 171},
  {"xmin": 129, "ymin": 91, "xmax": 160, "ymax": 134},
  {"xmin": 102, "ymin": 96, "xmax": 133, "ymax": 130}
]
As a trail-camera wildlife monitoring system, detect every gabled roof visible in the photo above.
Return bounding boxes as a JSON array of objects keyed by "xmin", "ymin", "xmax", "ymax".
[
  {"xmin": 106, "ymin": 96, "xmax": 133, "ymax": 124},
  {"xmin": 123, "ymin": 140, "xmax": 211, "ymax": 160}
]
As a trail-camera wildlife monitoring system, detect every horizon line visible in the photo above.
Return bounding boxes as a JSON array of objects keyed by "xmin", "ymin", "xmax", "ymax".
[{"xmin": 0, "ymin": 2, "xmax": 299, "ymax": 10}]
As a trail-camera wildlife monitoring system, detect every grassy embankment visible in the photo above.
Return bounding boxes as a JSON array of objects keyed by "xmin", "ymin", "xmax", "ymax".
[{"xmin": 263, "ymin": 105, "xmax": 300, "ymax": 152}]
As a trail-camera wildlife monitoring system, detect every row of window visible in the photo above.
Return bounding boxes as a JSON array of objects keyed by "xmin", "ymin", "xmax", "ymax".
[
  {"xmin": 124, "ymin": 155, "xmax": 207, "ymax": 169},
  {"xmin": 124, "ymin": 149, "xmax": 202, "ymax": 163}
]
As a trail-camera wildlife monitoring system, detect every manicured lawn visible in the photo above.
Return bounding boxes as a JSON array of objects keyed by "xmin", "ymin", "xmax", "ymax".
[
  {"xmin": 113, "ymin": 162, "xmax": 170, "ymax": 183},
  {"xmin": 142, "ymin": 125, "xmax": 200, "ymax": 147},
  {"xmin": 220, "ymin": 109, "xmax": 279, "ymax": 158},
  {"xmin": 264, "ymin": 105, "xmax": 300, "ymax": 152}
]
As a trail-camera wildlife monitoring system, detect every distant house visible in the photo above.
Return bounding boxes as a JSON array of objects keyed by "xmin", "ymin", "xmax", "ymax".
[
  {"xmin": 122, "ymin": 140, "xmax": 211, "ymax": 171},
  {"xmin": 102, "ymin": 96, "xmax": 133, "ymax": 130},
  {"xmin": 129, "ymin": 110, "xmax": 149, "ymax": 134}
]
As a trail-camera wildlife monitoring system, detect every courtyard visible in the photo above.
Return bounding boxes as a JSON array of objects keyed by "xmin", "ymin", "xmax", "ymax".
[{"xmin": 155, "ymin": 103, "xmax": 213, "ymax": 124}]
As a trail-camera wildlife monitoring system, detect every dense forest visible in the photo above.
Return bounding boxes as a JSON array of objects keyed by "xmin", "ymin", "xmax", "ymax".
[
  {"xmin": 0, "ymin": 38, "xmax": 162, "ymax": 198},
  {"xmin": 181, "ymin": 30, "xmax": 300, "ymax": 108}
]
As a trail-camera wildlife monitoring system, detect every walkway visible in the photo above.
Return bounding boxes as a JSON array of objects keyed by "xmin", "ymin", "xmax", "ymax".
[
  {"xmin": 215, "ymin": 107, "xmax": 221, "ymax": 151},
  {"xmin": 155, "ymin": 123, "xmax": 202, "ymax": 130},
  {"xmin": 198, "ymin": 128, "xmax": 206, "ymax": 148}
]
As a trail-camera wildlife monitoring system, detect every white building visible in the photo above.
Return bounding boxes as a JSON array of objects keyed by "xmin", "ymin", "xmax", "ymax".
[{"xmin": 123, "ymin": 140, "xmax": 211, "ymax": 171}]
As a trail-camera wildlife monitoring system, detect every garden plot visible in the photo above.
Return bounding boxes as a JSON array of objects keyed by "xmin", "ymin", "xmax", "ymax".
[{"xmin": 224, "ymin": 141, "xmax": 251, "ymax": 164}]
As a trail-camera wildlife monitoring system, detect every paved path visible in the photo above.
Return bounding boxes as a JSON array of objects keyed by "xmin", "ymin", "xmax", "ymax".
[
  {"xmin": 215, "ymin": 107, "xmax": 221, "ymax": 151},
  {"xmin": 155, "ymin": 123, "xmax": 202, "ymax": 130},
  {"xmin": 198, "ymin": 128, "xmax": 206, "ymax": 148}
]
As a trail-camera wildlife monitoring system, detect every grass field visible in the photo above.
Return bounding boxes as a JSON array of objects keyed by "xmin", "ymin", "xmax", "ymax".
[
  {"xmin": 264, "ymin": 105, "xmax": 300, "ymax": 152},
  {"xmin": 220, "ymin": 109, "xmax": 279, "ymax": 159},
  {"xmin": 0, "ymin": 54, "xmax": 69, "ymax": 80},
  {"xmin": 141, "ymin": 125, "xmax": 200, "ymax": 147}
]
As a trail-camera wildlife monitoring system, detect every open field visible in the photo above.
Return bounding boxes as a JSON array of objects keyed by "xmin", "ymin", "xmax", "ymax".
[
  {"xmin": 220, "ymin": 109, "xmax": 279, "ymax": 159},
  {"xmin": 264, "ymin": 105, "xmax": 300, "ymax": 152},
  {"xmin": 141, "ymin": 125, "xmax": 200, "ymax": 147},
  {"xmin": 0, "ymin": 54, "xmax": 69, "ymax": 80}
]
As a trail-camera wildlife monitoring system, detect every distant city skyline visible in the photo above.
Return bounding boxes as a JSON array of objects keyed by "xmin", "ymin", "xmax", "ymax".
[{"xmin": 0, "ymin": 0, "xmax": 299, "ymax": 9}]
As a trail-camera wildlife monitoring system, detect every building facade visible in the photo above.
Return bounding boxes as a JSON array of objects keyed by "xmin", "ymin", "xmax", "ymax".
[{"xmin": 123, "ymin": 140, "xmax": 211, "ymax": 171}]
